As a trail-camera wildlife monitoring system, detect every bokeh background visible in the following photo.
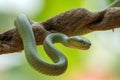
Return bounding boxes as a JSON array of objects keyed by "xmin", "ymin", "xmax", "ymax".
[{"xmin": 0, "ymin": 0, "xmax": 120, "ymax": 80}]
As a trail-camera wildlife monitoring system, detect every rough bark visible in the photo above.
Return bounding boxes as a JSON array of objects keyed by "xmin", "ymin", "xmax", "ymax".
[{"xmin": 0, "ymin": 7, "xmax": 120, "ymax": 54}]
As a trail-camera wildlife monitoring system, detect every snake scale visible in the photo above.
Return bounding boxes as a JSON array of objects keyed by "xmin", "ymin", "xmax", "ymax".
[{"xmin": 14, "ymin": 14, "xmax": 91, "ymax": 76}]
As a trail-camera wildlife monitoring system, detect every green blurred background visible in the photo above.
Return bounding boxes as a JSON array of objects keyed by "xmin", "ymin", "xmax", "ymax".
[{"xmin": 0, "ymin": 0, "xmax": 120, "ymax": 80}]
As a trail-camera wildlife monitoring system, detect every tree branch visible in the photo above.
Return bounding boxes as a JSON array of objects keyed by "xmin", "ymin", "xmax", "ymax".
[{"xmin": 0, "ymin": 7, "xmax": 120, "ymax": 54}]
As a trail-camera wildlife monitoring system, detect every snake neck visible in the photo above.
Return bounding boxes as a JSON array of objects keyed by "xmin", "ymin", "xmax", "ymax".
[{"xmin": 47, "ymin": 33, "xmax": 68, "ymax": 46}]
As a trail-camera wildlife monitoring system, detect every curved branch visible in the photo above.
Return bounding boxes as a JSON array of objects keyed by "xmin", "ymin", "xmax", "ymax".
[{"xmin": 0, "ymin": 7, "xmax": 120, "ymax": 54}]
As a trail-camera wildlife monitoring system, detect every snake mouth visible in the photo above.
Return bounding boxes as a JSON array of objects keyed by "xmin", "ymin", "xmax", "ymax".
[
  {"xmin": 80, "ymin": 44, "xmax": 91, "ymax": 50},
  {"xmin": 82, "ymin": 42, "xmax": 91, "ymax": 50},
  {"xmin": 75, "ymin": 41, "xmax": 91, "ymax": 50}
]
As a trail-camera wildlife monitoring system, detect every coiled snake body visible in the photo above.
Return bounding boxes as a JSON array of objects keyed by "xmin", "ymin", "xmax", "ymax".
[{"xmin": 14, "ymin": 14, "xmax": 91, "ymax": 76}]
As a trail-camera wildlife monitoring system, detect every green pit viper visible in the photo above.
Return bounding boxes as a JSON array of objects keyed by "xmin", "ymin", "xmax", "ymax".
[
  {"xmin": 14, "ymin": 14, "xmax": 91, "ymax": 76},
  {"xmin": 13, "ymin": 0, "xmax": 120, "ymax": 76}
]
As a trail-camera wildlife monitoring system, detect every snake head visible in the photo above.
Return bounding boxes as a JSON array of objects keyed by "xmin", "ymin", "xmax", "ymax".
[{"xmin": 66, "ymin": 36, "xmax": 91, "ymax": 50}]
